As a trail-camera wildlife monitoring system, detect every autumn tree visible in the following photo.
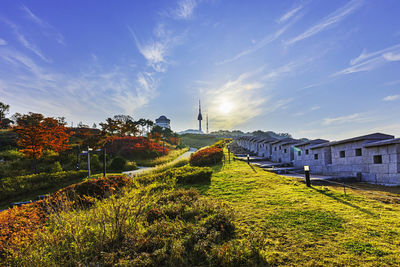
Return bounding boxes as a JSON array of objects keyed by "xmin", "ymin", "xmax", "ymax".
[
  {"xmin": 13, "ymin": 113, "xmax": 72, "ymax": 172},
  {"xmin": 100, "ymin": 115, "xmax": 139, "ymax": 136}
]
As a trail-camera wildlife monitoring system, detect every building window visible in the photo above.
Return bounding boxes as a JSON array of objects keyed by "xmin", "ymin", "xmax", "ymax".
[
  {"xmin": 284, "ymin": 148, "xmax": 287, "ymax": 153},
  {"xmin": 305, "ymin": 149, "xmax": 309, "ymax": 155},
  {"xmin": 279, "ymin": 146, "xmax": 282, "ymax": 150},
  {"xmin": 373, "ymin": 155, "xmax": 382, "ymax": 164},
  {"xmin": 298, "ymin": 151, "xmax": 301, "ymax": 156},
  {"xmin": 314, "ymin": 154, "xmax": 319, "ymax": 160},
  {"xmin": 274, "ymin": 147, "xmax": 277, "ymax": 151},
  {"xmin": 355, "ymin": 148, "xmax": 362, "ymax": 156},
  {"xmin": 340, "ymin": 151, "xmax": 345, "ymax": 158}
]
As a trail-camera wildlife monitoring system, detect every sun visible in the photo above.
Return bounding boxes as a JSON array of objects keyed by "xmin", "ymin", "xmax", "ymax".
[{"xmin": 219, "ymin": 100, "xmax": 233, "ymax": 114}]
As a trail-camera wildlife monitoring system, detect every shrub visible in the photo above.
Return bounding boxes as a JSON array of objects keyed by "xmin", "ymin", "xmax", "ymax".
[
  {"xmin": 135, "ymin": 165, "xmax": 212, "ymax": 185},
  {"xmin": 109, "ymin": 156, "xmax": 126, "ymax": 171},
  {"xmin": 106, "ymin": 136, "xmax": 168, "ymax": 160},
  {"xmin": 43, "ymin": 175, "xmax": 132, "ymax": 209},
  {"xmin": 190, "ymin": 147, "xmax": 224, "ymax": 166},
  {"xmin": 169, "ymin": 165, "xmax": 212, "ymax": 184},
  {"xmin": 0, "ymin": 170, "xmax": 88, "ymax": 202},
  {"xmin": 0, "ymin": 150, "xmax": 25, "ymax": 161},
  {"xmin": 11, "ymin": 187, "xmax": 246, "ymax": 266},
  {"xmin": 0, "ymin": 175, "xmax": 131, "ymax": 262}
]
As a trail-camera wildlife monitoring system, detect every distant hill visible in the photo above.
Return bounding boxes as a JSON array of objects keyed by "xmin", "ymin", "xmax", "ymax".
[{"xmin": 180, "ymin": 133, "xmax": 223, "ymax": 149}]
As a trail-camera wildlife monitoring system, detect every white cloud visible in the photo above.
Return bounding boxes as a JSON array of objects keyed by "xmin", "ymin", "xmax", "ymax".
[
  {"xmin": 278, "ymin": 4, "xmax": 303, "ymax": 24},
  {"xmin": 383, "ymin": 52, "xmax": 400, "ymax": 61},
  {"xmin": 128, "ymin": 26, "xmax": 169, "ymax": 72},
  {"xmin": 0, "ymin": 38, "xmax": 6, "ymax": 45},
  {"xmin": 285, "ymin": 0, "xmax": 363, "ymax": 46},
  {"xmin": 217, "ymin": 26, "xmax": 291, "ymax": 65},
  {"xmin": 1, "ymin": 18, "xmax": 50, "ymax": 62},
  {"xmin": 0, "ymin": 49, "xmax": 157, "ymax": 122},
  {"xmin": 322, "ymin": 113, "xmax": 372, "ymax": 125},
  {"xmin": 173, "ymin": 0, "xmax": 197, "ymax": 20},
  {"xmin": 383, "ymin": 94, "xmax": 400, "ymax": 101},
  {"xmin": 21, "ymin": 4, "xmax": 65, "ymax": 45},
  {"xmin": 334, "ymin": 43, "xmax": 400, "ymax": 76}
]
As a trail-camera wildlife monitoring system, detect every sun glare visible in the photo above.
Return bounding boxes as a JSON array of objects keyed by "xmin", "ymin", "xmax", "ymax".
[{"xmin": 219, "ymin": 100, "xmax": 233, "ymax": 114}]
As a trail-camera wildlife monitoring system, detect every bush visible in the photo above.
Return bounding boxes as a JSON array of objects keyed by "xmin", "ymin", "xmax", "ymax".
[
  {"xmin": 190, "ymin": 147, "xmax": 224, "ymax": 166},
  {"xmin": 0, "ymin": 170, "xmax": 88, "ymax": 202},
  {"xmin": 0, "ymin": 150, "xmax": 25, "ymax": 161},
  {"xmin": 135, "ymin": 165, "xmax": 212, "ymax": 185},
  {"xmin": 0, "ymin": 175, "xmax": 131, "ymax": 261},
  {"xmin": 169, "ymin": 165, "xmax": 212, "ymax": 184},
  {"xmin": 10, "ymin": 187, "xmax": 249, "ymax": 266},
  {"xmin": 43, "ymin": 175, "xmax": 132, "ymax": 209},
  {"xmin": 109, "ymin": 157, "xmax": 126, "ymax": 171}
]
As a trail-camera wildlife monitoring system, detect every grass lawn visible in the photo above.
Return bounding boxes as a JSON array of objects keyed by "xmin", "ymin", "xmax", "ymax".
[
  {"xmin": 134, "ymin": 147, "xmax": 189, "ymax": 167},
  {"xmin": 180, "ymin": 134, "xmax": 223, "ymax": 149},
  {"xmin": 181, "ymin": 151, "xmax": 400, "ymax": 266}
]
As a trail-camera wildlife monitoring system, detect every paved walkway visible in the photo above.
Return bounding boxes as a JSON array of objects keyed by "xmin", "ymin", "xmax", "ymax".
[{"xmin": 123, "ymin": 148, "xmax": 196, "ymax": 176}]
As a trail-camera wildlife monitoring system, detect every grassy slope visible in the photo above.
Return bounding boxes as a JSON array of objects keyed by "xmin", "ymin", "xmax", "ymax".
[
  {"xmin": 180, "ymin": 134, "xmax": 222, "ymax": 149},
  {"xmin": 181, "ymin": 151, "xmax": 400, "ymax": 266},
  {"xmin": 134, "ymin": 147, "xmax": 189, "ymax": 167},
  {"xmin": 0, "ymin": 173, "xmax": 123, "ymax": 210}
]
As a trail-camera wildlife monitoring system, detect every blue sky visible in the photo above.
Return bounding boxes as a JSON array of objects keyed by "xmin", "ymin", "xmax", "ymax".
[{"xmin": 1, "ymin": 0, "xmax": 400, "ymax": 140}]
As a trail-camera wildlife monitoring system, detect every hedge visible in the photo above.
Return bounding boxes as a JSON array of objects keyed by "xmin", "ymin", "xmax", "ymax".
[
  {"xmin": 189, "ymin": 147, "xmax": 224, "ymax": 166},
  {"xmin": 0, "ymin": 170, "xmax": 88, "ymax": 202}
]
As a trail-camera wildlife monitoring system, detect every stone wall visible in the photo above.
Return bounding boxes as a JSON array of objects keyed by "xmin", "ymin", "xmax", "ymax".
[{"xmin": 362, "ymin": 144, "xmax": 400, "ymax": 184}]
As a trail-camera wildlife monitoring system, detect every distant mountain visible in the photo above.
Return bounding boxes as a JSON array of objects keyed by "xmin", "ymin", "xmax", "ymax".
[{"xmin": 210, "ymin": 130, "xmax": 292, "ymax": 139}]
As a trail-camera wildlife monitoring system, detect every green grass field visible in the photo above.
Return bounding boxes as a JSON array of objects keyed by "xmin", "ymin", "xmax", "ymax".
[
  {"xmin": 180, "ymin": 151, "xmax": 400, "ymax": 266},
  {"xmin": 180, "ymin": 134, "xmax": 223, "ymax": 149}
]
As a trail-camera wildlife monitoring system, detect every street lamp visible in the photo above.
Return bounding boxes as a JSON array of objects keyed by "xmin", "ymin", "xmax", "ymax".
[{"xmin": 304, "ymin": 165, "xmax": 310, "ymax": 187}]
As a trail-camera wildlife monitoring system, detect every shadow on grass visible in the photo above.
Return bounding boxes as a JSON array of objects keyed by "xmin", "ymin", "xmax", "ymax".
[
  {"xmin": 249, "ymin": 163, "xmax": 257, "ymax": 173},
  {"xmin": 310, "ymin": 186, "xmax": 376, "ymax": 217}
]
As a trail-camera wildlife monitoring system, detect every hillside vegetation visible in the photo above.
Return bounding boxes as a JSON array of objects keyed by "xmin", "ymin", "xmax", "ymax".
[
  {"xmin": 2, "ymin": 144, "xmax": 400, "ymax": 266},
  {"xmin": 180, "ymin": 134, "xmax": 222, "ymax": 149}
]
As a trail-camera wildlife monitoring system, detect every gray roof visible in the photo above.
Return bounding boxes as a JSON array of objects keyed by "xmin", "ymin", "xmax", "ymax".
[
  {"xmin": 293, "ymin": 139, "xmax": 329, "ymax": 147},
  {"xmin": 310, "ymin": 133, "xmax": 394, "ymax": 149},
  {"xmin": 364, "ymin": 138, "xmax": 400, "ymax": 148}
]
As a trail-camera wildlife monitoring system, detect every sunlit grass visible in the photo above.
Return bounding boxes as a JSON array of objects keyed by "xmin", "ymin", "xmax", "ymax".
[
  {"xmin": 133, "ymin": 147, "xmax": 189, "ymax": 167},
  {"xmin": 179, "ymin": 149, "xmax": 400, "ymax": 266}
]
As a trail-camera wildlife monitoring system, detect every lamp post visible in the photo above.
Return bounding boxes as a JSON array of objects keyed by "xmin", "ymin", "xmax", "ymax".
[
  {"xmin": 87, "ymin": 146, "xmax": 93, "ymax": 178},
  {"xmin": 304, "ymin": 165, "xmax": 311, "ymax": 187},
  {"xmin": 76, "ymin": 145, "xmax": 80, "ymax": 170},
  {"xmin": 103, "ymin": 146, "xmax": 106, "ymax": 177}
]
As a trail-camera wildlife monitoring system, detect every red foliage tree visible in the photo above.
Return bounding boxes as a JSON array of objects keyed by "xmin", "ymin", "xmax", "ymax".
[{"xmin": 13, "ymin": 113, "xmax": 72, "ymax": 171}]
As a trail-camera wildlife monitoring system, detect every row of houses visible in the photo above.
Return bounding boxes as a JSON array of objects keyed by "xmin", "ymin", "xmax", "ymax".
[{"xmin": 235, "ymin": 133, "xmax": 400, "ymax": 185}]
